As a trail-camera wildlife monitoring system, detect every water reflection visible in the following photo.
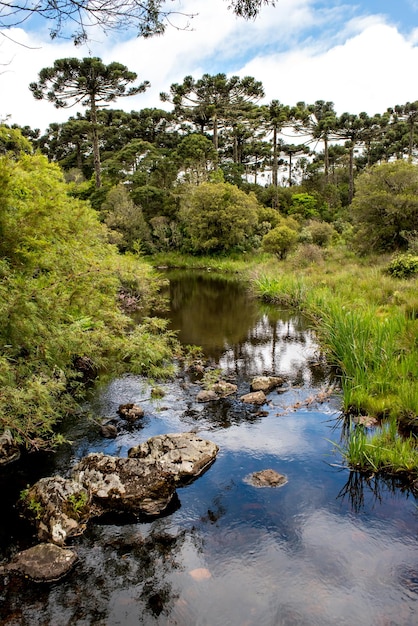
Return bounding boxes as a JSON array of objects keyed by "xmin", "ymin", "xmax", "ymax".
[
  {"xmin": 337, "ymin": 470, "xmax": 418, "ymax": 514},
  {"xmin": 1, "ymin": 271, "xmax": 418, "ymax": 625}
]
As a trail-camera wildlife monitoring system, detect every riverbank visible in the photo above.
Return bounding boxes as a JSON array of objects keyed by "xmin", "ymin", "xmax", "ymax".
[{"xmin": 149, "ymin": 249, "xmax": 418, "ymax": 477}]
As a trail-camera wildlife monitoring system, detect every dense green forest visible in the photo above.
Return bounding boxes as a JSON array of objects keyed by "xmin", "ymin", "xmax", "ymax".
[{"xmin": 1, "ymin": 57, "xmax": 417, "ymax": 473}]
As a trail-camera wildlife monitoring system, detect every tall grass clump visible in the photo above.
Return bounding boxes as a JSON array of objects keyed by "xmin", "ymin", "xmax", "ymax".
[{"xmin": 338, "ymin": 418, "xmax": 418, "ymax": 476}]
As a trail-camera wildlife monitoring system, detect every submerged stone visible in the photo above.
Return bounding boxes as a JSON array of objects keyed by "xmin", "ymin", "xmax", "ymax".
[
  {"xmin": 128, "ymin": 432, "xmax": 219, "ymax": 484},
  {"xmin": 4, "ymin": 543, "xmax": 78, "ymax": 582},
  {"xmin": 245, "ymin": 469, "xmax": 288, "ymax": 488}
]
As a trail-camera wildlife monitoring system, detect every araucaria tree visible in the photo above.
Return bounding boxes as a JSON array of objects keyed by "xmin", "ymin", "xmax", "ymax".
[
  {"xmin": 30, "ymin": 57, "xmax": 149, "ymax": 187},
  {"xmin": 161, "ymin": 73, "xmax": 264, "ymax": 155}
]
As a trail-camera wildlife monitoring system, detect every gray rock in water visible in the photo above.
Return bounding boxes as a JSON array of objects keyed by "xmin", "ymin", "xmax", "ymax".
[
  {"xmin": 21, "ymin": 476, "xmax": 91, "ymax": 545},
  {"xmin": 4, "ymin": 543, "xmax": 78, "ymax": 582},
  {"xmin": 245, "ymin": 469, "xmax": 288, "ymax": 488},
  {"xmin": 250, "ymin": 376, "xmax": 284, "ymax": 393},
  {"xmin": 240, "ymin": 391, "xmax": 267, "ymax": 405},
  {"xmin": 128, "ymin": 432, "xmax": 219, "ymax": 484},
  {"xmin": 73, "ymin": 453, "xmax": 176, "ymax": 516}
]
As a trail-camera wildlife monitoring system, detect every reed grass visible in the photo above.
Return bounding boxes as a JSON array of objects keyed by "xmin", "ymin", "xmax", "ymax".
[{"xmin": 338, "ymin": 419, "xmax": 418, "ymax": 476}]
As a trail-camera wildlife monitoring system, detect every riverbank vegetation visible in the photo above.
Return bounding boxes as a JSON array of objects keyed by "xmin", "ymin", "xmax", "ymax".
[{"xmin": 0, "ymin": 150, "xmax": 178, "ymax": 451}]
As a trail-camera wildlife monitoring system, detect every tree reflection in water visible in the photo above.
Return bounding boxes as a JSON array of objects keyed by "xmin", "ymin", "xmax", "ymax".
[{"xmin": 337, "ymin": 470, "xmax": 418, "ymax": 514}]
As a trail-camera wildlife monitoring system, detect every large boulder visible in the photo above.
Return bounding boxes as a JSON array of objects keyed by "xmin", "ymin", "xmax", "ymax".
[
  {"xmin": 128, "ymin": 432, "xmax": 219, "ymax": 484},
  {"xmin": 1, "ymin": 543, "xmax": 78, "ymax": 583},
  {"xmin": 21, "ymin": 476, "xmax": 90, "ymax": 545},
  {"xmin": 73, "ymin": 453, "xmax": 176, "ymax": 516}
]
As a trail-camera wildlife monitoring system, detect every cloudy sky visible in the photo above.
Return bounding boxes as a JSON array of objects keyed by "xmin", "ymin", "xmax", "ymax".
[{"xmin": 1, "ymin": 0, "xmax": 418, "ymax": 132}]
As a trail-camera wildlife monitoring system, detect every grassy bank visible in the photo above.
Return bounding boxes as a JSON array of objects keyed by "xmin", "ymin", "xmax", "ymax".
[
  {"xmin": 151, "ymin": 248, "xmax": 418, "ymax": 476},
  {"xmin": 249, "ymin": 247, "xmax": 418, "ymax": 477}
]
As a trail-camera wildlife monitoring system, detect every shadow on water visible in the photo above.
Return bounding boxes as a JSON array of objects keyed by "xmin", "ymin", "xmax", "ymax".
[{"xmin": 1, "ymin": 270, "xmax": 418, "ymax": 625}]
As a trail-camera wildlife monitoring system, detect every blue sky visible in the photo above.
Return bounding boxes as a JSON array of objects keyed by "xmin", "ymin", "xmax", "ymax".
[{"xmin": 1, "ymin": 0, "xmax": 418, "ymax": 131}]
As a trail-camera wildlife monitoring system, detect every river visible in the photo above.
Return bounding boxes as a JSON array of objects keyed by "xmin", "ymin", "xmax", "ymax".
[{"xmin": 1, "ymin": 271, "xmax": 417, "ymax": 625}]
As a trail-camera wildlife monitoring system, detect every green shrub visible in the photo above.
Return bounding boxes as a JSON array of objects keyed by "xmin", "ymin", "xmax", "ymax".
[
  {"xmin": 262, "ymin": 225, "xmax": 298, "ymax": 259},
  {"xmin": 386, "ymin": 253, "xmax": 418, "ymax": 278}
]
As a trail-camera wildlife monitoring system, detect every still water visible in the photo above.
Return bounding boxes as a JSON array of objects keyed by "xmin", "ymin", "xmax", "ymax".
[{"xmin": 1, "ymin": 271, "xmax": 417, "ymax": 625}]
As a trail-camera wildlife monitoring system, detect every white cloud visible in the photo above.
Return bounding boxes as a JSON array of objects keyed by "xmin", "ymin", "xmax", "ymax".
[
  {"xmin": 239, "ymin": 21, "xmax": 418, "ymax": 114},
  {"xmin": 1, "ymin": 1, "xmax": 418, "ymax": 131}
]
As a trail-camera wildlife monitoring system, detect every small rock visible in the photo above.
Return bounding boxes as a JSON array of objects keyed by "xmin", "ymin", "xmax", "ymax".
[
  {"xmin": 189, "ymin": 567, "xmax": 212, "ymax": 581},
  {"xmin": 21, "ymin": 476, "xmax": 91, "ymax": 545},
  {"xmin": 196, "ymin": 390, "xmax": 218, "ymax": 403},
  {"xmin": 100, "ymin": 423, "xmax": 118, "ymax": 438},
  {"xmin": 354, "ymin": 415, "xmax": 379, "ymax": 427},
  {"xmin": 245, "ymin": 469, "xmax": 288, "ymax": 488},
  {"xmin": 250, "ymin": 376, "xmax": 284, "ymax": 393},
  {"xmin": 117, "ymin": 403, "xmax": 144, "ymax": 421},
  {"xmin": 240, "ymin": 391, "xmax": 267, "ymax": 405},
  {"xmin": 212, "ymin": 381, "xmax": 238, "ymax": 397},
  {"xmin": 4, "ymin": 543, "xmax": 78, "ymax": 582}
]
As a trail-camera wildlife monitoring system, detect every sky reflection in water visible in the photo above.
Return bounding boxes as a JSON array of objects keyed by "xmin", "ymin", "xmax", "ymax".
[{"xmin": 1, "ymin": 272, "xmax": 417, "ymax": 625}]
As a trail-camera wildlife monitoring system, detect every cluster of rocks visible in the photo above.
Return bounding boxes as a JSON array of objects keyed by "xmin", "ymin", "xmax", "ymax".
[
  {"xmin": 1, "ymin": 373, "xmax": 289, "ymax": 583},
  {"xmin": 196, "ymin": 375, "xmax": 284, "ymax": 405},
  {"xmin": 2, "ymin": 432, "xmax": 218, "ymax": 583}
]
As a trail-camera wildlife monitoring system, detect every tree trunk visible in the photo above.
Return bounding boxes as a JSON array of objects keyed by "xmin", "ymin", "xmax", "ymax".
[
  {"xmin": 272, "ymin": 126, "xmax": 278, "ymax": 187},
  {"xmin": 324, "ymin": 135, "xmax": 329, "ymax": 181},
  {"xmin": 348, "ymin": 143, "xmax": 354, "ymax": 203},
  {"xmin": 89, "ymin": 95, "xmax": 102, "ymax": 188}
]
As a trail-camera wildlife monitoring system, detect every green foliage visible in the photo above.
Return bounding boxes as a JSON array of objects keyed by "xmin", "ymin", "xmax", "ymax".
[
  {"xmin": 176, "ymin": 134, "xmax": 217, "ymax": 183},
  {"xmin": 299, "ymin": 220, "xmax": 336, "ymax": 247},
  {"xmin": 351, "ymin": 160, "xmax": 418, "ymax": 252},
  {"xmin": 101, "ymin": 184, "xmax": 151, "ymax": 252},
  {"xmin": 179, "ymin": 182, "xmax": 259, "ymax": 253},
  {"xmin": 0, "ymin": 153, "xmax": 177, "ymax": 449},
  {"xmin": 261, "ymin": 225, "xmax": 298, "ymax": 259},
  {"xmin": 386, "ymin": 253, "xmax": 418, "ymax": 278},
  {"xmin": 288, "ymin": 193, "xmax": 320, "ymax": 219},
  {"xmin": 337, "ymin": 419, "xmax": 418, "ymax": 475},
  {"xmin": 0, "ymin": 125, "xmax": 33, "ymax": 156},
  {"xmin": 66, "ymin": 491, "xmax": 89, "ymax": 520}
]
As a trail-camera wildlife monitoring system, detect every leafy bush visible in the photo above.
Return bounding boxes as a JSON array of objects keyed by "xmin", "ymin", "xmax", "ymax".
[
  {"xmin": 300, "ymin": 221, "xmax": 336, "ymax": 247},
  {"xmin": 386, "ymin": 253, "xmax": 418, "ymax": 278},
  {"xmin": 179, "ymin": 182, "xmax": 259, "ymax": 253},
  {"xmin": 351, "ymin": 161, "xmax": 418, "ymax": 252},
  {"xmin": 288, "ymin": 193, "xmax": 319, "ymax": 219},
  {"xmin": 261, "ymin": 225, "xmax": 298, "ymax": 259}
]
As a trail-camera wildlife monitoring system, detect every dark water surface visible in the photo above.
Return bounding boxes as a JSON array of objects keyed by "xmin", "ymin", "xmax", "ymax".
[{"xmin": 1, "ymin": 271, "xmax": 417, "ymax": 625}]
